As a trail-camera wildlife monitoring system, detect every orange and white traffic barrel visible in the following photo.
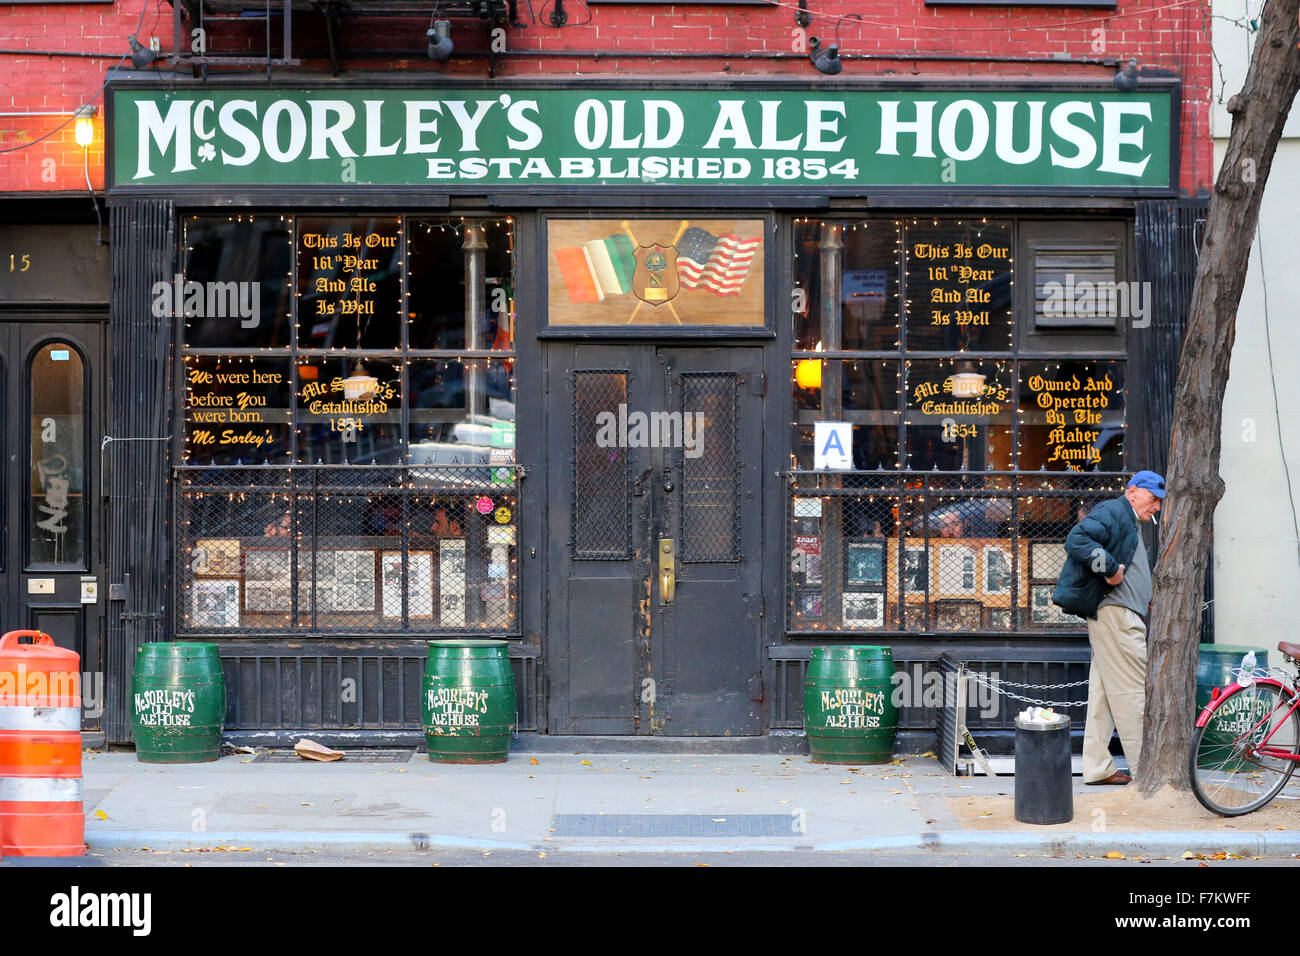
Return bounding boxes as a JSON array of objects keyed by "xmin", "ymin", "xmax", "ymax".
[{"xmin": 0, "ymin": 630, "xmax": 83, "ymax": 856}]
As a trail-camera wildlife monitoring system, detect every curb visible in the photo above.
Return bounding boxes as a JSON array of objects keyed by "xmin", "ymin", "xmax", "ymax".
[
  {"xmin": 83, "ymin": 828, "xmax": 1300, "ymax": 856},
  {"xmin": 817, "ymin": 830, "xmax": 1292, "ymax": 857},
  {"xmin": 86, "ymin": 831, "xmax": 535, "ymax": 852}
]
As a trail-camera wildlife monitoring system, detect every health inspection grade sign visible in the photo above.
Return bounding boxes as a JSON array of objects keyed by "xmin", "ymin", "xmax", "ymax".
[{"xmin": 110, "ymin": 88, "xmax": 1174, "ymax": 191}]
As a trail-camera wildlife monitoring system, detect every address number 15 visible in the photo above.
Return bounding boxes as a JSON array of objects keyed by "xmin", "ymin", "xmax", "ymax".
[{"xmin": 9, "ymin": 254, "xmax": 31, "ymax": 273}]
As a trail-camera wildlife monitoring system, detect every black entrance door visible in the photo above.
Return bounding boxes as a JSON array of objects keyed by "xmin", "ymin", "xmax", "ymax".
[
  {"xmin": 546, "ymin": 343, "xmax": 764, "ymax": 735},
  {"xmin": 0, "ymin": 321, "xmax": 105, "ymax": 727}
]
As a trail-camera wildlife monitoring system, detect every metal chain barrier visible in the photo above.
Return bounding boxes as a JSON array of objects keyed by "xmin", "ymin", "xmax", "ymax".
[{"xmin": 966, "ymin": 669, "xmax": 1090, "ymax": 710}]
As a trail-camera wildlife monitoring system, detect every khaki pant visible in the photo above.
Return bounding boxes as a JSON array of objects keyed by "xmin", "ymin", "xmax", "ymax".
[{"xmin": 1083, "ymin": 604, "xmax": 1148, "ymax": 782}]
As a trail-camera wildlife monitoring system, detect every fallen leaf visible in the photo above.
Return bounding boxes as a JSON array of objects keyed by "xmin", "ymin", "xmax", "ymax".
[
  {"xmin": 695, "ymin": 862, "xmax": 710, "ymax": 867},
  {"xmin": 93, "ymin": 809, "xmax": 108, "ymax": 820},
  {"xmin": 529, "ymin": 757, "xmax": 540, "ymax": 765},
  {"xmin": 580, "ymin": 759, "xmax": 592, "ymax": 766},
  {"xmin": 538, "ymin": 851, "xmax": 547, "ymax": 859},
  {"xmin": 300, "ymin": 802, "xmax": 313, "ymax": 806},
  {"xmin": 1105, "ymin": 851, "xmax": 1125, "ymax": 859},
  {"xmin": 736, "ymin": 787, "xmax": 745, "ymax": 792}
]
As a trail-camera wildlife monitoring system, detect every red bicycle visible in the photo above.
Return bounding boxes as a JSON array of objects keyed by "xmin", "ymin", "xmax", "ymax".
[{"xmin": 1190, "ymin": 641, "xmax": 1300, "ymax": 816}]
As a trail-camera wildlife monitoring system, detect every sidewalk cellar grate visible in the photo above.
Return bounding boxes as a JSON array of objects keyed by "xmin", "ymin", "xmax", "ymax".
[
  {"xmin": 551, "ymin": 813, "xmax": 800, "ymax": 838},
  {"xmin": 251, "ymin": 749, "xmax": 415, "ymax": 763}
]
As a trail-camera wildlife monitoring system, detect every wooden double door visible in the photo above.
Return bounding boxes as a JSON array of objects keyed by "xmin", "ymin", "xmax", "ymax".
[{"xmin": 545, "ymin": 344, "xmax": 765, "ymax": 735}]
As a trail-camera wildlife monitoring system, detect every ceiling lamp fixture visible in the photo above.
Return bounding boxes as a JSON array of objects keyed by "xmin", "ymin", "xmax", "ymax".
[
  {"xmin": 342, "ymin": 361, "xmax": 380, "ymax": 401},
  {"xmin": 808, "ymin": 36, "xmax": 841, "ymax": 76},
  {"xmin": 948, "ymin": 361, "xmax": 987, "ymax": 398},
  {"xmin": 426, "ymin": 19, "xmax": 454, "ymax": 61}
]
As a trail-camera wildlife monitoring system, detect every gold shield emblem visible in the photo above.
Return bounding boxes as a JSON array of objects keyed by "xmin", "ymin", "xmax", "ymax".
[{"xmin": 631, "ymin": 244, "xmax": 680, "ymax": 305}]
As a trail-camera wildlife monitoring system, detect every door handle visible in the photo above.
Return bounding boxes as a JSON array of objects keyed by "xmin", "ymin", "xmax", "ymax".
[{"xmin": 659, "ymin": 538, "xmax": 676, "ymax": 605}]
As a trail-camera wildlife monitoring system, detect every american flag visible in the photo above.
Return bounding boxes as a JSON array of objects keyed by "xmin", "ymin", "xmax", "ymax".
[{"xmin": 676, "ymin": 227, "xmax": 760, "ymax": 296}]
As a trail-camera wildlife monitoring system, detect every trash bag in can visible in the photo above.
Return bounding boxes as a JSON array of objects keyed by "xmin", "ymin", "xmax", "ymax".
[{"xmin": 1014, "ymin": 712, "xmax": 1073, "ymax": 825}]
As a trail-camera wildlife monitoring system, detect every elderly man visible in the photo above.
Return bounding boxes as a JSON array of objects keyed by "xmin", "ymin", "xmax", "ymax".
[{"xmin": 1052, "ymin": 470, "xmax": 1165, "ymax": 786}]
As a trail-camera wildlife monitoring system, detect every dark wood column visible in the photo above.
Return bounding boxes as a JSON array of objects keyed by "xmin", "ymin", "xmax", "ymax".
[{"xmin": 104, "ymin": 197, "xmax": 176, "ymax": 743}]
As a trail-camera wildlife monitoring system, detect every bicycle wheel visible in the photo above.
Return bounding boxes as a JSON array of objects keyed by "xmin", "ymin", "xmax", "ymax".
[{"xmin": 1190, "ymin": 682, "xmax": 1300, "ymax": 816}]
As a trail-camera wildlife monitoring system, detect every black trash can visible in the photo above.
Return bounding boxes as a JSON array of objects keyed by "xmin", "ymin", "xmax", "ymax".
[{"xmin": 1014, "ymin": 715, "xmax": 1073, "ymax": 825}]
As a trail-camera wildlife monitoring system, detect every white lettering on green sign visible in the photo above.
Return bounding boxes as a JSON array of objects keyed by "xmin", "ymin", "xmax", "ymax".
[{"xmin": 114, "ymin": 89, "xmax": 1173, "ymax": 190}]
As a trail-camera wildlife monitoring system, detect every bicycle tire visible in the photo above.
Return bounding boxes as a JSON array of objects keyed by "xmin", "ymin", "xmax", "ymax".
[{"xmin": 1190, "ymin": 681, "xmax": 1300, "ymax": 817}]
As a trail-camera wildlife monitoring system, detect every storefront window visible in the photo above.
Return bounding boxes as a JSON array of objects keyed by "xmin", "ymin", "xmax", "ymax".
[
  {"xmin": 788, "ymin": 215, "xmax": 1127, "ymax": 636},
  {"xmin": 182, "ymin": 216, "xmax": 292, "ymax": 349},
  {"xmin": 177, "ymin": 214, "xmax": 518, "ymax": 635},
  {"xmin": 295, "ymin": 217, "xmax": 402, "ymax": 351},
  {"xmin": 1018, "ymin": 360, "xmax": 1125, "ymax": 472},
  {"xmin": 903, "ymin": 218, "xmax": 1014, "ymax": 352},
  {"xmin": 791, "ymin": 359, "xmax": 899, "ymax": 470},
  {"xmin": 793, "ymin": 219, "xmax": 900, "ymax": 351},
  {"xmin": 408, "ymin": 219, "xmax": 515, "ymax": 350},
  {"xmin": 183, "ymin": 355, "xmax": 292, "ymax": 465},
  {"xmin": 904, "ymin": 358, "xmax": 1014, "ymax": 471}
]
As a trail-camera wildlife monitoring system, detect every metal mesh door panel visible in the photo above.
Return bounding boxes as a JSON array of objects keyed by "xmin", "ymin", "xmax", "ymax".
[
  {"xmin": 572, "ymin": 370, "xmax": 631, "ymax": 560},
  {"xmin": 680, "ymin": 372, "xmax": 739, "ymax": 563}
]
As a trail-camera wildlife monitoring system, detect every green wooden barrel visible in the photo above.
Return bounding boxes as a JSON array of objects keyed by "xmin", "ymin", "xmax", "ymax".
[
  {"xmin": 1198, "ymin": 643, "xmax": 1270, "ymax": 771},
  {"xmin": 131, "ymin": 642, "xmax": 226, "ymax": 764},
  {"xmin": 422, "ymin": 640, "xmax": 516, "ymax": 764},
  {"xmin": 804, "ymin": 645, "xmax": 899, "ymax": 764}
]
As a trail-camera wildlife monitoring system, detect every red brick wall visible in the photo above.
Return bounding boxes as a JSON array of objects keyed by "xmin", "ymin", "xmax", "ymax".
[{"xmin": 0, "ymin": 0, "xmax": 1212, "ymax": 195}]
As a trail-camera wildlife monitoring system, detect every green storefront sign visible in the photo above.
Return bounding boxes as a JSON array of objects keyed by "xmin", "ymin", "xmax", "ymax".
[{"xmin": 110, "ymin": 87, "xmax": 1174, "ymax": 191}]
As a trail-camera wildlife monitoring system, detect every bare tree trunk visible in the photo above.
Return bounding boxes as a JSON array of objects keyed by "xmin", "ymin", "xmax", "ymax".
[{"xmin": 1138, "ymin": 0, "xmax": 1300, "ymax": 793}]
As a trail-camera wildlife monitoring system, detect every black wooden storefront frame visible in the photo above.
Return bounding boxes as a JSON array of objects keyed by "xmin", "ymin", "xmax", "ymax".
[{"xmin": 102, "ymin": 76, "xmax": 1203, "ymax": 746}]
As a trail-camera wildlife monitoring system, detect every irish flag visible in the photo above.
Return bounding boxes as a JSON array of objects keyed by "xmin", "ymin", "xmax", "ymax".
[{"xmin": 555, "ymin": 235, "xmax": 636, "ymax": 303}]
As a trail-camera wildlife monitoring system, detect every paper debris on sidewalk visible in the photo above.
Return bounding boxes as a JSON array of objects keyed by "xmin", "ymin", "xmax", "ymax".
[
  {"xmin": 294, "ymin": 738, "xmax": 345, "ymax": 762},
  {"xmin": 219, "ymin": 743, "xmax": 258, "ymax": 756}
]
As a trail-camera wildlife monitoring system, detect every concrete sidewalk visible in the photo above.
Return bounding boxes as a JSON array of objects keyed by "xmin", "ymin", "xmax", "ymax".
[{"xmin": 74, "ymin": 748, "xmax": 1300, "ymax": 858}]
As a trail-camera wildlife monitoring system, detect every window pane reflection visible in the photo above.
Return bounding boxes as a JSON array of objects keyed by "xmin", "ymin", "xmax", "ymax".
[
  {"xmin": 904, "ymin": 359, "xmax": 1014, "ymax": 471},
  {"xmin": 408, "ymin": 218, "xmax": 515, "ymax": 350},
  {"xmin": 295, "ymin": 359, "xmax": 403, "ymax": 464},
  {"xmin": 183, "ymin": 216, "xmax": 293, "ymax": 349},
  {"xmin": 296, "ymin": 217, "xmax": 402, "ymax": 350},
  {"xmin": 793, "ymin": 219, "xmax": 900, "ymax": 351},
  {"xmin": 1018, "ymin": 360, "xmax": 1125, "ymax": 471},
  {"xmin": 791, "ymin": 359, "xmax": 899, "ymax": 470},
  {"xmin": 903, "ymin": 219, "xmax": 1014, "ymax": 353},
  {"xmin": 29, "ymin": 343, "xmax": 84, "ymax": 565}
]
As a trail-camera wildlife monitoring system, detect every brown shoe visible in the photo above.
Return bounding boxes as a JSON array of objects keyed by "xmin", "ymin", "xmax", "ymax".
[{"xmin": 1085, "ymin": 771, "xmax": 1131, "ymax": 785}]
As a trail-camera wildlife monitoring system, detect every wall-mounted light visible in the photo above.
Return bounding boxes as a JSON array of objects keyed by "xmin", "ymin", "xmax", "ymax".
[
  {"xmin": 426, "ymin": 19, "xmax": 454, "ymax": 61},
  {"xmin": 1113, "ymin": 57, "xmax": 1139, "ymax": 93},
  {"xmin": 74, "ymin": 105, "xmax": 96, "ymax": 148},
  {"xmin": 809, "ymin": 36, "xmax": 841, "ymax": 76},
  {"xmin": 550, "ymin": 0, "xmax": 568, "ymax": 28},
  {"xmin": 795, "ymin": 0, "xmax": 811, "ymax": 28},
  {"xmin": 129, "ymin": 34, "xmax": 160, "ymax": 70}
]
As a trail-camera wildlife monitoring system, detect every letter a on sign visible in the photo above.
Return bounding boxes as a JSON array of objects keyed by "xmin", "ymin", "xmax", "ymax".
[{"xmin": 814, "ymin": 421, "xmax": 852, "ymax": 471}]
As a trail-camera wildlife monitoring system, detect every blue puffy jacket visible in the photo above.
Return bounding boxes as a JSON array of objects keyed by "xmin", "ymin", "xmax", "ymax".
[{"xmin": 1051, "ymin": 496, "xmax": 1140, "ymax": 621}]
